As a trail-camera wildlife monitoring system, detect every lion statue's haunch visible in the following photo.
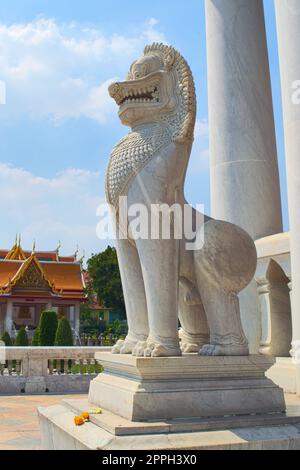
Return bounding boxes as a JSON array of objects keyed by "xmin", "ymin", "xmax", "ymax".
[{"xmin": 106, "ymin": 43, "xmax": 257, "ymax": 357}]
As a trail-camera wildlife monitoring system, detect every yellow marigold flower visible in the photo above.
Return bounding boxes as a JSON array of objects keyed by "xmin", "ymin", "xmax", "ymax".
[
  {"xmin": 74, "ymin": 415, "xmax": 85, "ymax": 426},
  {"xmin": 81, "ymin": 412, "xmax": 90, "ymax": 421}
]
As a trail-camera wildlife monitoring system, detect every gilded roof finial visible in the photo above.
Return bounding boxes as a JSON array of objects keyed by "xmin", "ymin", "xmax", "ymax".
[
  {"xmin": 74, "ymin": 244, "xmax": 79, "ymax": 259},
  {"xmin": 18, "ymin": 234, "xmax": 21, "ymax": 247},
  {"xmin": 32, "ymin": 240, "xmax": 36, "ymax": 255},
  {"xmin": 56, "ymin": 240, "xmax": 61, "ymax": 253}
]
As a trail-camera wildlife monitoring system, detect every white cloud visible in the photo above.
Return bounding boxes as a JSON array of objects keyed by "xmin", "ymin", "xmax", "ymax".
[
  {"xmin": 187, "ymin": 118, "xmax": 210, "ymax": 173},
  {"xmin": 0, "ymin": 162, "xmax": 108, "ymax": 259},
  {"xmin": 195, "ymin": 118, "xmax": 209, "ymax": 138},
  {"xmin": 0, "ymin": 17, "xmax": 166, "ymax": 124}
]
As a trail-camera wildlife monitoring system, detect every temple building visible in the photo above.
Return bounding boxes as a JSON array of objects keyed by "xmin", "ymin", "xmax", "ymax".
[{"xmin": 0, "ymin": 240, "xmax": 86, "ymax": 339}]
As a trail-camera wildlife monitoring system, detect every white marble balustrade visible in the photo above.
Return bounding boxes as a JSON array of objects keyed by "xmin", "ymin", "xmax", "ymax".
[{"xmin": 0, "ymin": 346, "xmax": 111, "ymax": 394}]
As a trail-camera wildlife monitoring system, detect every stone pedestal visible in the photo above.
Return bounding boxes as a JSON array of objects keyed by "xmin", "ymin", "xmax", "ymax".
[
  {"xmin": 88, "ymin": 353, "xmax": 285, "ymax": 421},
  {"xmin": 38, "ymin": 353, "xmax": 300, "ymax": 450}
]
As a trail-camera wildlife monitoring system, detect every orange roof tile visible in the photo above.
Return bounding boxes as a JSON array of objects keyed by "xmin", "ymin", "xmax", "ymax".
[
  {"xmin": 0, "ymin": 246, "xmax": 77, "ymax": 263},
  {"xmin": 0, "ymin": 260, "xmax": 22, "ymax": 288},
  {"xmin": 24, "ymin": 251, "xmax": 58, "ymax": 261},
  {"xmin": 42, "ymin": 262, "xmax": 84, "ymax": 292},
  {"xmin": 58, "ymin": 256, "xmax": 76, "ymax": 262}
]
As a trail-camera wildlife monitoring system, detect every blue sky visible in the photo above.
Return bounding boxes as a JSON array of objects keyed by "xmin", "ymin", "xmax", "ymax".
[{"xmin": 0, "ymin": 0, "xmax": 288, "ymax": 259}]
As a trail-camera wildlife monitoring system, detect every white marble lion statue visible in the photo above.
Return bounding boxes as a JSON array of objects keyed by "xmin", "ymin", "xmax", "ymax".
[{"xmin": 105, "ymin": 43, "xmax": 257, "ymax": 357}]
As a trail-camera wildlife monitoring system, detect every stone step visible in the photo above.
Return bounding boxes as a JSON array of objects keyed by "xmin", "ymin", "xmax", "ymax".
[
  {"xmin": 38, "ymin": 403, "xmax": 300, "ymax": 450},
  {"xmin": 63, "ymin": 398, "xmax": 300, "ymax": 437}
]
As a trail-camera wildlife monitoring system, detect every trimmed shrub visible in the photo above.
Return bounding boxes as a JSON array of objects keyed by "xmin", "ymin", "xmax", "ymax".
[
  {"xmin": 31, "ymin": 327, "xmax": 40, "ymax": 346},
  {"xmin": 39, "ymin": 311, "xmax": 58, "ymax": 346},
  {"xmin": 55, "ymin": 317, "xmax": 73, "ymax": 346},
  {"xmin": 15, "ymin": 327, "xmax": 29, "ymax": 347},
  {"xmin": 1, "ymin": 331, "xmax": 12, "ymax": 346}
]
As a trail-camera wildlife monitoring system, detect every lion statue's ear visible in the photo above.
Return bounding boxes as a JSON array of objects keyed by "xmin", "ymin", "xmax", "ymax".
[
  {"xmin": 127, "ymin": 61, "xmax": 137, "ymax": 80},
  {"xmin": 164, "ymin": 49, "xmax": 176, "ymax": 70}
]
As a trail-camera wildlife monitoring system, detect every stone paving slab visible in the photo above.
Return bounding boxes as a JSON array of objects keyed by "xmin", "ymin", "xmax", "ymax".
[
  {"xmin": 0, "ymin": 393, "xmax": 300, "ymax": 450},
  {"xmin": 0, "ymin": 394, "xmax": 85, "ymax": 450}
]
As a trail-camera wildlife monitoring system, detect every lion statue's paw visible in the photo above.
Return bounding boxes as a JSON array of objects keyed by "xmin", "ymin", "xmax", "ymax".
[
  {"xmin": 180, "ymin": 342, "xmax": 199, "ymax": 354},
  {"xmin": 142, "ymin": 341, "xmax": 181, "ymax": 357},
  {"xmin": 111, "ymin": 339, "xmax": 124, "ymax": 354},
  {"xmin": 112, "ymin": 338, "xmax": 136, "ymax": 354},
  {"xmin": 132, "ymin": 341, "xmax": 147, "ymax": 357},
  {"xmin": 199, "ymin": 343, "xmax": 249, "ymax": 356}
]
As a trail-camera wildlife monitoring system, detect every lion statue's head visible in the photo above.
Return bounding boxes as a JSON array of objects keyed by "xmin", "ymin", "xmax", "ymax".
[{"xmin": 108, "ymin": 43, "xmax": 196, "ymax": 143}]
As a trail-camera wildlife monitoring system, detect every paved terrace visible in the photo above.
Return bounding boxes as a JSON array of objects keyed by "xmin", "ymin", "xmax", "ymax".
[
  {"xmin": 0, "ymin": 394, "xmax": 85, "ymax": 450},
  {"xmin": 0, "ymin": 394, "xmax": 300, "ymax": 450}
]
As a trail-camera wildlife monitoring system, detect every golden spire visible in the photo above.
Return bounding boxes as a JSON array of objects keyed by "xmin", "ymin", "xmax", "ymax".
[{"xmin": 5, "ymin": 234, "xmax": 26, "ymax": 260}]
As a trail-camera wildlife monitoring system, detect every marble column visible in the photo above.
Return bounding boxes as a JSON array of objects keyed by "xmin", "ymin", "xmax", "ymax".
[
  {"xmin": 205, "ymin": 0, "xmax": 283, "ymax": 353},
  {"xmin": 275, "ymin": 1, "xmax": 300, "ymax": 377},
  {"xmin": 74, "ymin": 304, "xmax": 80, "ymax": 336},
  {"xmin": 5, "ymin": 300, "xmax": 13, "ymax": 335},
  {"xmin": 206, "ymin": 0, "xmax": 282, "ymax": 238},
  {"xmin": 69, "ymin": 305, "xmax": 75, "ymax": 327}
]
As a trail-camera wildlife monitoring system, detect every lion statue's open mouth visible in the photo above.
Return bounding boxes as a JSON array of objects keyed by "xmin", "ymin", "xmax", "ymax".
[
  {"xmin": 107, "ymin": 43, "xmax": 195, "ymax": 134},
  {"xmin": 110, "ymin": 81, "xmax": 160, "ymax": 107}
]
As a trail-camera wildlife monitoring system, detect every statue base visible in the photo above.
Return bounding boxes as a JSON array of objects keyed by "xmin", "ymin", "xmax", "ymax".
[
  {"xmin": 38, "ymin": 353, "xmax": 300, "ymax": 450},
  {"xmin": 88, "ymin": 353, "xmax": 285, "ymax": 421}
]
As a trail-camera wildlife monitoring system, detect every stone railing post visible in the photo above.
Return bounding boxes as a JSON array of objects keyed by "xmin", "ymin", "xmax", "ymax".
[{"xmin": 257, "ymin": 279, "xmax": 271, "ymax": 356}]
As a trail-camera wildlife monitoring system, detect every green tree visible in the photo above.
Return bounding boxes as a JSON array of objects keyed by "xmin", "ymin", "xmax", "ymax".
[
  {"xmin": 87, "ymin": 246, "xmax": 125, "ymax": 317},
  {"xmin": 39, "ymin": 311, "xmax": 58, "ymax": 346},
  {"xmin": 31, "ymin": 327, "xmax": 40, "ymax": 346},
  {"xmin": 55, "ymin": 317, "xmax": 73, "ymax": 346},
  {"xmin": 15, "ymin": 327, "xmax": 29, "ymax": 346},
  {"xmin": 1, "ymin": 331, "xmax": 12, "ymax": 346}
]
